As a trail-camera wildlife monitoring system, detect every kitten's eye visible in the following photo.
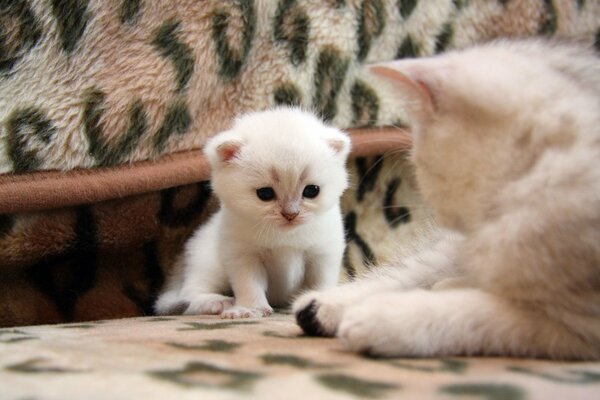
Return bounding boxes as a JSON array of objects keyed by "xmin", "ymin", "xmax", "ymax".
[
  {"xmin": 256, "ymin": 187, "xmax": 276, "ymax": 201},
  {"xmin": 302, "ymin": 185, "xmax": 320, "ymax": 199}
]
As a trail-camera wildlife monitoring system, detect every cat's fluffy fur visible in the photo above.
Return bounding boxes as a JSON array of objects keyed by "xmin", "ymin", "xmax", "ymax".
[
  {"xmin": 293, "ymin": 39, "xmax": 600, "ymax": 359},
  {"xmin": 155, "ymin": 108, "xmax": 350, "ymax": 318}
]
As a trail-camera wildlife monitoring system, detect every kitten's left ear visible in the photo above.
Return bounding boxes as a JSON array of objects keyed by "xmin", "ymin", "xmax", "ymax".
[{"xmin": 324, "ymin": 129, "xmax": 351, "ymax": 160}]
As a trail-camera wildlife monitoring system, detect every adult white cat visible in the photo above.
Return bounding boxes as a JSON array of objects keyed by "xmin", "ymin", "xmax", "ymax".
[
  {"xmin": 155, "ymin": 108, "xmax": 350, "ymax": 319},
  {"xmin": 294, "ymin": 39, "xmax": 600, "ymax": 360}
]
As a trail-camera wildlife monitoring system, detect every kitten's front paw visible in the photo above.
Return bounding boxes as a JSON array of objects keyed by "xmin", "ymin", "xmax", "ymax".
[
  {"xmin": 154, "ymin": 290, "xmax": 187, "ymax": 315},
  {"xmin": 220, "ymin": 305, "xmax": 273, "ymax": 319},
  {"xmin": 292, "ymin": 290, "xmax": 346, "ymax": 337},
  {"xmin": 182, "ymin": 294, "xmax": 234, "ymax": 315}
]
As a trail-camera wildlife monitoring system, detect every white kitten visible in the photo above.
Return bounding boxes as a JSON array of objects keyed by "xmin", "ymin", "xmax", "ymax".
[
  {"xmin": 155, "ymin": 107, "xmax": 351, "ymax": 319},
  {"xmin": 294, "ymin": 39, "xmax": 600, "ymax": 359}
]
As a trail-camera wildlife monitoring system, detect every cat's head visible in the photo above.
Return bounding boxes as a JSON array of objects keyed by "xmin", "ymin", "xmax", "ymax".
[
  {"xmin": 371, "ymin": 40, "xmax": 594, "ymax": 232},
  {"xmin": 205, "ymin": 107, "xmax": 351, "ymax": 229}
]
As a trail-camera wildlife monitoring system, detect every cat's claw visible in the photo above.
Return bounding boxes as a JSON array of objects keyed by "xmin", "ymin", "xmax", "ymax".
[{"xmin": 220, "ymin": 305, "xmax": 273, "ymax": 319}]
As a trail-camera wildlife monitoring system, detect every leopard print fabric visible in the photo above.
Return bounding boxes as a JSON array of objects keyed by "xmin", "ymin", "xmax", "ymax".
[
  {"xmin": 0, "ymin": 153, "xmax": 427, "ymax": 327},
  {"xmin": 1, "ymin": 0, "xmax": 598, "ymax": 173},
  {"xmin": 3, "ymin": 313, "xmax": 600, "ymax": 398}
]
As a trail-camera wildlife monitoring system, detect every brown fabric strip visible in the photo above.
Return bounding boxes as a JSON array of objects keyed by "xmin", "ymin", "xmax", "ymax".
[{"xmin": 0, "ymin": 127, "xmax": 411, "ymax": 214}]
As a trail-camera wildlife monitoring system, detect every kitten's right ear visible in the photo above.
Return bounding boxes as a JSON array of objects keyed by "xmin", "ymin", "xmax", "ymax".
[
  {"xmin": 216, "ymin": 141, "xmax": 242, "ymax": 162},
  {"xmin": 204, "ymin": 130, "xmax": 244, "ymax": 167}
]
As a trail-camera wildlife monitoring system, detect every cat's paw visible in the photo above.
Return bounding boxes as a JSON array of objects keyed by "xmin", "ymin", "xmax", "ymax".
[
  {"xmin": 182, "ymin": 294, "xmax": 235, "ymax": 315},
  {"xmin": 337, "ymin": 295, "xmax": 413, "ymax": 357},
  {"xmin": 337, "ymin": 291, "xmax": 448, "ymax": 357},
  {"xmin": 220, "ymin": 305, "xmax": 273, "ymax": 319},
  {"xmin": 292, "ymin": 290, "xmax": 347, "ymax": 337},
  {"xmin": 154, "ymin": 290, "xmax": 187, "ymax": 315}
]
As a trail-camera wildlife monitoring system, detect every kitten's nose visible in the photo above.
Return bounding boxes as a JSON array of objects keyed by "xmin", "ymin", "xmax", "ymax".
[{"xmin": 281, "ymin": 211, "xmax": 299, "ymax": 221}]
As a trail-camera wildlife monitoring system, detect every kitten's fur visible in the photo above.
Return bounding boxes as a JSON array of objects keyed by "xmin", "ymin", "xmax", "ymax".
[
  {"xmin": 155, "ymin": 108, "xmax": 350, "ymax": 319},
  {"xmin": 293, "ymin": 39, "xmax": 600, "ymax": 359}
]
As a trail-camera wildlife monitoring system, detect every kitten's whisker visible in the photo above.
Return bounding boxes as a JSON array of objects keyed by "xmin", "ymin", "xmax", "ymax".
[
  {"xmin": 349, "ymin": 137, "xmax": 412, "ymax": 145},
  {"xmin": 355, "ymin": 155, "xmax": 388, "ymax": 188},
  {"xmin": 380, "ymin": 204, "xmax": 429, "ymax": 210},
  {"xmin": 386, "ymin": 212, "xmax": 412, "ymax": 226},
  {"xmin": 348, "ymin": 118, "xmax": 412, "ymax": 129},
  {"xmin": 383, "ymin": 148, "xmax": 414, "ymax": 157},
  {"xmin": 371, "ymin": 153, "xmax": 411, "ymax": 192}
]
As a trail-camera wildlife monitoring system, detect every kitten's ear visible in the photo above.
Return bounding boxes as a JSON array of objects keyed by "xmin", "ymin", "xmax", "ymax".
[
  {"xmin": 324, "ymin": 129, "xmax": 351, "ymax": 160},
  {"xmin": 370, "ymin": 60, "xmax": 438, "ymax": 123},
  {"xmin": 216, "ymin": 141, "xmax": 242, "ymax": 162},
  {"xmin": 205, "ymin": 130, "xmax": 244, "ymax": 167}
]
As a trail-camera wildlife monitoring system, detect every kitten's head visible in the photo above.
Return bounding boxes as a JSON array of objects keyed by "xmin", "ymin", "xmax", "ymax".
[
  {"xmin": 371, "ymin": 40, "xmax": 597, "ymax": 232},
  {"xmin": 205, "ymin": 107, "xmax": 351, "ymax": 229}
]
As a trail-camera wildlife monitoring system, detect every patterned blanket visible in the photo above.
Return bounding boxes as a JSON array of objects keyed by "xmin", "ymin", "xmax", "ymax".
[{"xmin": 3, "ymin": 314, "xmax": 600, "ymax": 399}]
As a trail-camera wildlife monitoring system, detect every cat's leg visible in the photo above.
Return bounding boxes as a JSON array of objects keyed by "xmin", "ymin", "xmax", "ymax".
[
  {"xmin": 294, "ymin": 231, "xmax": 462, "ymax": 336},
  {"xmin": 154, "ymin": 266, "xmax": 200, "ymax": 315},
  {"xmin": 337, "ymin": 288, "xmax": 596, "ymax": 359},
  {"xmin": 301, "ymin": 240, "xmax": 346, "ymax": 299},
  {"xmin": 155, "ymin": 214, "xmax": 234, "ymax": 316},
  {"xmin": 295, "ymin": 250, "xmax": 343, "ymax": 335},
  {"xmin": 221, "ymin": 253, "xmax": 273, "ymax": 319},
  {"xmin": 302, "ymin": 251, "xmax": 342, "ymax": 291},
  {"xmin": 176, "ymin": 260, "xmax": 234, "ymax": 315},
  {"xmin": 156, "ymin": 281, "xmax": 234, "ymax": 316},
  {"xmin": 294, "ymin": 272, "xmax": 402, "ymax": 336},
  {"xmin": 154, "ymin": 289, "xmax": 186, "ymax": 315},
  {"xmin": 159, "ymin": 257, "xmax": 234, "ymax": 316},
  {"xmin": 180, "ymin": 293, "xmax": 234, "ymax": 315}
]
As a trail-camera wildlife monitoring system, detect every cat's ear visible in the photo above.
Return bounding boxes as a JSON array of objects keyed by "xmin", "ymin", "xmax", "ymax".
[
  {"xmin": 324, "ymin": 129, "xmax": 351, "ymax": 160},
  {"xmin": 205, "ymin": 130, "xmax": 244, "ymax": 166},
  {"xmin": 369, "ymin": 60, "xmax": 439, "ymax": 123},
  {"xmin": 215, "ymin": 141, "xmax": 242, "ymax": 162}
]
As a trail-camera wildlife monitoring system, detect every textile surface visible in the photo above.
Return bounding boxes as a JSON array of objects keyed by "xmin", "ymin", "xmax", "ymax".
[
  {"xmin": 3, "ymin": 313, "xmax": 600, "ymax": 399},
  {"xmin": 0, "ymin": 153, "xmax": 429, "ymax": 327},
  {"xmin": 1, "ymin": 0, "xmax": 598, "ymax": 173}
]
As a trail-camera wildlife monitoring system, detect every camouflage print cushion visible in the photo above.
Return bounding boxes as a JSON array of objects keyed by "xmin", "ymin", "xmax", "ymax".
[{"xmin": 2, "ymin": 313, "xmax": 600, "ymax": 399}]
